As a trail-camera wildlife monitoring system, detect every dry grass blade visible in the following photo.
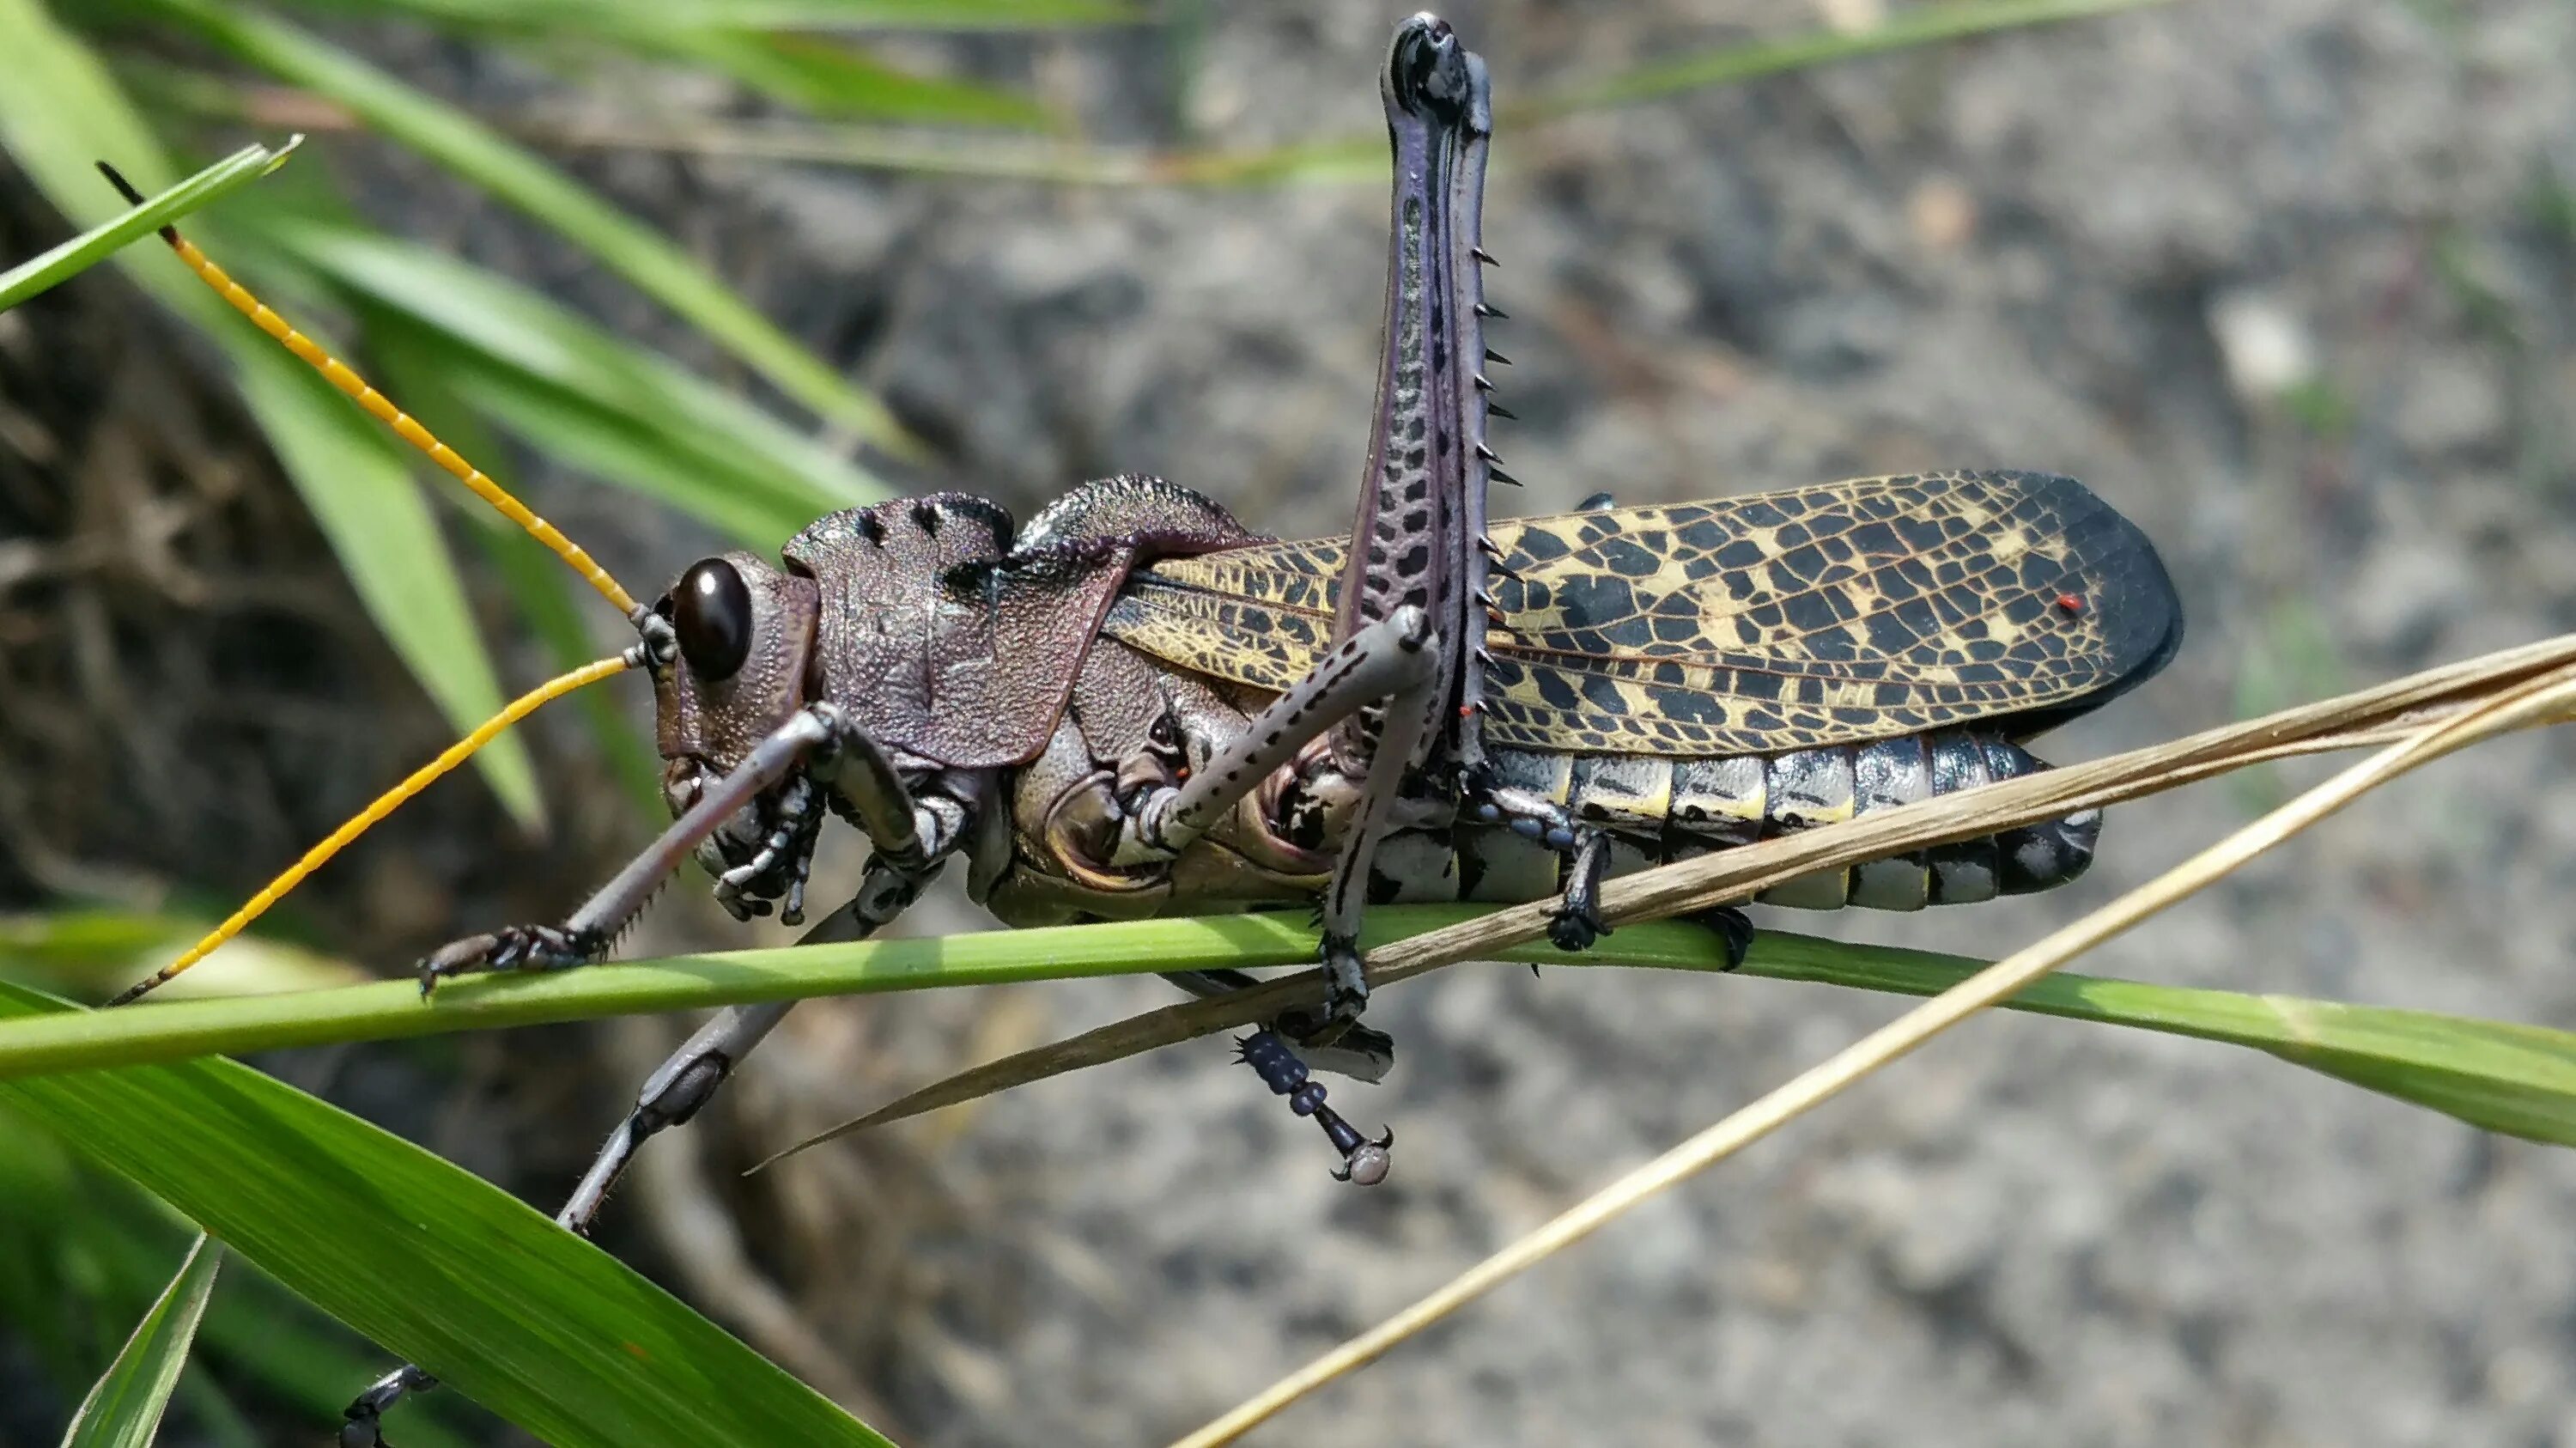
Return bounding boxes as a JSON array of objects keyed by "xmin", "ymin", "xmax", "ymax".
[
  {"xmin": 1166, "ymin": 661, "xmax": 2576, "ymax": 1448},
  {"xmin": 755, "ymin": 633, "xmax": 2576, "ymax": 1165}
]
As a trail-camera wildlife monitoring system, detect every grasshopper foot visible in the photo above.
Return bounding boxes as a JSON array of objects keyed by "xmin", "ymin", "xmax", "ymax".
[
  {"xmin": 416, "ymin": 924, "xmax": 605, "ymax": 995},
  {"xmin": 1692, "ymin": 905, "xmax": 1754, "ymax": 970},
  {"xmin": 1327, "ymin": 1122, "xmax": 1395, "ymax": 1186},
  {"xmin": 340, "ymin": 1364, "xmax": 435, "ymax": 1447},
  {"xmin": 1235, "ymin": 1028, "xmax": 1395, "ymax": 1186},
  {"xmin": 1546, "ymin": 830, "xmax": 1615, "ymax": 952}
]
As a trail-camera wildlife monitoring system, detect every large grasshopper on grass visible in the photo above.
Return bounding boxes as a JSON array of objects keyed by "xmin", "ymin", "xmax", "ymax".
[{"xmin": 106, "ymin": 13, "xmax": 2179, "ymax": 1442}]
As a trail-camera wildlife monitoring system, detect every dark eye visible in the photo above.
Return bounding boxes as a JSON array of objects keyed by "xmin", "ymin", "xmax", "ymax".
[{"xmin": 673, "ymin": 558, "xmax": 752, "ymax": 681}]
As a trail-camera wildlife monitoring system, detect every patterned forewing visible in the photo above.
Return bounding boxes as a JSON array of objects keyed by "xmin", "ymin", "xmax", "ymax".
[{"xmin": 1103, "ymin": 471, "xmax": 2179, "ymax": 756}]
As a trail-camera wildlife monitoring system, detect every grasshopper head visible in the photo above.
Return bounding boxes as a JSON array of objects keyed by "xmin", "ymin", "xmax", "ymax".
[{"xmin": 647, "ymin": 550, "xmax": 821, "ymax": 824}]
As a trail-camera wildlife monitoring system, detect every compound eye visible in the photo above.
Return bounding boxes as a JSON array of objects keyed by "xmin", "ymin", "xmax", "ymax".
[{"xmin": 672, "ymin": 558, "xmax": 753, "ymax": 681}]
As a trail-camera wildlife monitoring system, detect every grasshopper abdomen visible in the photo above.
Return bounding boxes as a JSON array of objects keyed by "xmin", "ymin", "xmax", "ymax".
[{"xmin": 1382, "ymin": 731, "xmax": 2097, "ymax": 916}]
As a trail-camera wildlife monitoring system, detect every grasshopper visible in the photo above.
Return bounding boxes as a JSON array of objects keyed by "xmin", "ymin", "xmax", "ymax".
[{"xmin": 103, "ymin": 14, "xmax": 2179, "ymax": 1442}]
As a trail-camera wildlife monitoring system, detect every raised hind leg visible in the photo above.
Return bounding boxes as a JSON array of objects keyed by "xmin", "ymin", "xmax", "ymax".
[{"xmin": 1311, "ymin": 15, "xmax": 1498, "ymax": 1034}]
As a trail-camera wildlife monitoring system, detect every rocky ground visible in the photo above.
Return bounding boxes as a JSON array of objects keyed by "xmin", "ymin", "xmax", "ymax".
[{"xmin": 9, "ymin": 0, "xmax": 2576, "ymax": 1444}]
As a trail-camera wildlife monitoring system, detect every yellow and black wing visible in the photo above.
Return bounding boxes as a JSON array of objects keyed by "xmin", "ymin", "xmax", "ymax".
[{"xmin": 1102, "ymin": 470, "xmax": 2183, "ymax": 757}]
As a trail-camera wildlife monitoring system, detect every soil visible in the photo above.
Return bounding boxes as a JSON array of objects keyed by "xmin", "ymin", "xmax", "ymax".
[{"xmin": 7, "ymin": 1, "xmax": 2576, "ymax": 1445}]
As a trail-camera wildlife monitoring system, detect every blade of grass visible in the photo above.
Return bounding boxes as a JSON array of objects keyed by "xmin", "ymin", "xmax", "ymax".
[
  {"xmin": 465, "ymin": 0, "xmax": 2174, "ymax": 186},
  {"xmin": 447, "ymin": 355, "xmax": 833, "ymax": 544},
  {"xmin": 0, "ymin": 915, "xmax": 1326, "ymax": 1076},
  {"xmin": 0, "ymin": 1109, "xmax": 481, "ymax": 1448},
  {"xmin": 61, "ymin": 1234, "xmax": 222, "ymax": 1448},
  {"xmin": 242, "ymin": 217, "xmax": 881, "ymax": 540},
  {"xmin": 467, "ymin": 527, "xmax": 668, "ymax": 819},
  {"xmin": 644, "ymin": 29, "xmax": 1055, "ymax": 127},
  {"xmin": 289, "ymin": 0, "xmax": 1068, "ymax": 127},
  {"xmin": 0, "ymin": 0, "xmax": 544, "ymax": 824},
  {"xmin": 4, "ymin": 908, "xmax": 2576, "ymax": 1165},
  {"xmin": 0, "ymin": 140, "xmax": 290, "ymax": 311},
  {"xmin": 143, "ymin": 0, "xmax": 920, "ymax": 455},
  {"xmin": 1516, "ymin": 0, "xmax": 2175, "ymax": 121},
  {"xmin": 0, "ymin": 979, "xmax": 896, "ymax": 1448},
  {"xmin": 765, "ymin": 918, "xmax": 2576, "ymax": 1165},
  {"xmin": 0, "ymin": 908, "xmax": 363, "ymax": 1002},
  {"xmin": 270, "ymin": 0, "xmax": 1139, "ymax": 32},
  {"xmin": 235, "ymin": 350, "xmax": 550, "ymax": 826},
  {"xmin": 118, "ymin": 1244, "xmax": 487, "ymax": 1448},
  {"xmin": 533, "ymin": 117, "xmax": 1386, "ymax": 186}
]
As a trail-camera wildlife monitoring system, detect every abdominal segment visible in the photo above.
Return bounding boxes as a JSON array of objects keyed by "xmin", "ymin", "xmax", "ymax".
[{"xmin": 1423, "ymin": 731, "xmax": 2099, "ymax": 913}]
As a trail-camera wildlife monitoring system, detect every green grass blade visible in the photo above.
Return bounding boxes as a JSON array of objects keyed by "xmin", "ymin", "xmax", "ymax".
[
  {"xmin": 0, "ymin": 1104, "xmax": 483, "ymax": 1448},
  {"xmin": 0, "ymin": 0, "xmax": 542, "ymax": 825},
  {"xmin": 248, "ymin": 218, "xmax": 881, "ymax": 542},
  {"xmin": 0, "ymin": 140, "xmax": 289, "ymax": 311},
  {"xmin": 1728, "ymin": 932, "xmax": 2576, "ymax": 1149},
  {"xmin": 3, "ymin": 910, "xmax": 2573, "ymax": 1152},
  {"xmin": 0, "ymin": 980, "xmax": 896, "ymax": 1448},
  {"xmin": 464, "ymin": 514, "xmax": 671, "ymax": 819},
  {"xmin": 144, "ymin": 0, "xmax": 918, "ymax": 455},
  {"xmin": 60, "ymin": 1234, "xmax": 222, "ymax": 1448},
  {"xmin": 270, "ymin": 0, "xmax": 1137, "ymax": 32},
  {"xmin": 0, "ymin": 0, "xmax": 167, "ymax": 230},
  {"xmin": 1516, "ymin": 0, "xmax": 2174, "ymax": 121},
  {"xmin": 647, "ymin": 29, "xmax": 1055, "ymax": 127}
]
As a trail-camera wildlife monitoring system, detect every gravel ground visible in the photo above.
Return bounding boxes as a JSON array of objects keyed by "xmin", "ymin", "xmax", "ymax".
[{"xmin": 13, "ymin": 1, "xmax": 2576, "ymax": 1445}]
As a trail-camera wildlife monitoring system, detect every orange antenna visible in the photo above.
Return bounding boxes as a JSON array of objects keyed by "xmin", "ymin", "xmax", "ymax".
[
  {"xmin": 109, "ymin": 654, "xmax": 635, "ymax": 1007},
  {"xmin": 94, "ymin": 160, "xmax": 641, "ymax": 619}
]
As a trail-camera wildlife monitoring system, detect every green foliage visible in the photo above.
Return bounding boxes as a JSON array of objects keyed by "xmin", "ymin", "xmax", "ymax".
[
  {"xmin": 1514, "ymin": 0, "xmax": 2173, "ymax": 120},
  {"xmin": 0, "ymin": 909, "xmax": 359, "ymax": 1002},
  {"xmin": 59, "ymin": 1236, "xmax": 222, "ymax": 1448},
  {"xmin": 9, "ymin": 910, "xmax": 2576, "ymax": 1153},
  {"xmin": 251, "ymin": 220, "xmax": 882, "ymax": 546},
  {"xmin": 0, "ymin": 0, "xmax": 545, "ymax": 823},
  {"xmin": 0, "ymin": 0, "xmax": 1105, "ymax": 832},
  {"xmin": 0, "ymin": 141, "xmax": 289, "ymax": 310},
  {"xmin": 143, "ymin": 0, "xmax": 918, "ymax": 452},
  {"xmin": 0, "ymin": 979, "xmax": 896, "ymax": 1448}
]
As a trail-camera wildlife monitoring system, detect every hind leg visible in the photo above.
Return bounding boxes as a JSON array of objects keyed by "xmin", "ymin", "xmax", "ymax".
[{"xmin": 1308, "ymin": 18, "xmax": 1500, "ymax": 1036}]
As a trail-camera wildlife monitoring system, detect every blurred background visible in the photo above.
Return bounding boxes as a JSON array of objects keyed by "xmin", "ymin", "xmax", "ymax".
[{"xmin": 4, "ymin": 0, "xmax": 2575, "ymax": 1443}]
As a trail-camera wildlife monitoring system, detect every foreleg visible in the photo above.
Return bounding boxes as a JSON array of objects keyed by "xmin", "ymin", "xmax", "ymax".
[{"xmin": 418, "ymin": 703, "xmax": 908, "ymax": 989}]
